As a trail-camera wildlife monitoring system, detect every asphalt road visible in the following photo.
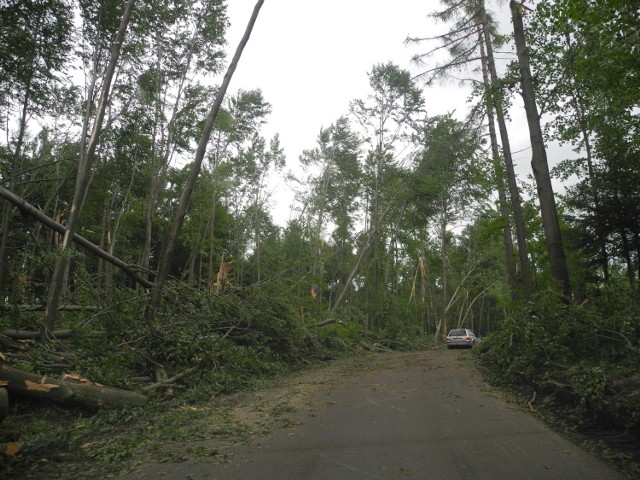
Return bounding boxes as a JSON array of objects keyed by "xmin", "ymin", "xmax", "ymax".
[{"xmin": 123, "ymin": 350, "xmax": 623, "ymax": 480}]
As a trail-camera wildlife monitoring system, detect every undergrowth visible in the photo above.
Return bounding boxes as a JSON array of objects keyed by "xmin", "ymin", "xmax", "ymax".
[
  {"xmin": 477, "ymin": 287, "xmax": 640, "ymax": 473},
  {"xmin": 1, "ymin": 281, "xmax": 429, "ymax": 479}
]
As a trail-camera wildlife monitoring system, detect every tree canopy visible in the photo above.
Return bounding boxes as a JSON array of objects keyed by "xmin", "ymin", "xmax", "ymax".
[{"xmin": 0, "ymin": 2, "xmax": 638, "ymax": 474}]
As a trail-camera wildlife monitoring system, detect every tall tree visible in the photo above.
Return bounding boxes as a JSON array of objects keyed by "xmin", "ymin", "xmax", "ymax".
[
  {"xmin": 130, "ymin": 0, "xmax": 228, "ymax": 287},
  {"xmin": 407, "ymin": 0, "xmax": 533, "ymax": 300},
  {"xmin": 526, "ymin": 0, "xmax": 640, "ymax": 286},
  {"xmin": 415, "ymin": 114, "xmax": 490, "ymax": 339},
  {"xmin": 349, "ymin": 62, "xmax": 424, "ymax": 329},
  {"xmin": 44, "ymin": 0, "xmax": 137, "ymax": 336},
  {"xmin": 145, "ymin": 0, "xmax": 266, "ymax": 328},
  {"xmin": 510, "ymin": 1, "xmax": 571, "ymax": 297},
  {"xmin": 0, "ymin": 0, "xmax": 73, "ymax": 292},
  {"xmin": 298, "ymin": 117, "xmax": 362, "ymax": 304},
  {"xmin": 205, "ymin": 89, "xmax": 271, "ymax": 288}
]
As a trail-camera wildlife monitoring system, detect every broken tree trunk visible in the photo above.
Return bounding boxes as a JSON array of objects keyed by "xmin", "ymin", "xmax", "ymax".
[
  {"xmin": 0, "ymin": 186, "xmax": 154, "ymax": 289},
  {"xmin": 0, "ymin": 364, "xmax": 147, "ymax": 408}
]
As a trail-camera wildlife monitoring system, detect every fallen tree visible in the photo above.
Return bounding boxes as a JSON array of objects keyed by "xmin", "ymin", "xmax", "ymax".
[
  {"xmin": 0, "ymin": 333, "xmax": 73, "ymax": 368},
  {"xmin": 0, "ymin": 305, "xmax": 99, "ymax": 315},
  {"xmin": 2, "ymin": 329, "xmax": 73, "ymax": 340},
  {"xmin": 0, "ymin": 186, "xmax": 154, "ymax": 289},
  {"xmin": 0, "ymin": 364, "xmax": 147, "ymax": 409}
]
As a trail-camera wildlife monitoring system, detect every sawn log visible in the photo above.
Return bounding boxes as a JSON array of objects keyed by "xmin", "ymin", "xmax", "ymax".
[{"xmin": 0, "ymin": 364, "xmax": 147, "ymax": 408}]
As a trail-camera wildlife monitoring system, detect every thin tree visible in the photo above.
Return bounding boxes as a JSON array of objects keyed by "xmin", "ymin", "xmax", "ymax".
[
  {"xmin": 43, "ymin": 0, "xmax": 137, "ymax": 336},
  {"xmin": 144, "ymin": 0, "xmax": 266, "ymax": 328},
  {"xmin": 477, "ymin": 0, "xmax": 533, "ymax": 300}
]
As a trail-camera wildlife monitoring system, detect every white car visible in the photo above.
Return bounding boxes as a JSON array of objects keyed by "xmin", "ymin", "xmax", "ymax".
[{"xmin": 446, "ymin": 328, "xmax": 480, "ymax": 349}]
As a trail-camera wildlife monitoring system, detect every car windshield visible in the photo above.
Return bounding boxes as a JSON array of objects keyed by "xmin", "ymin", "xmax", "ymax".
[{"xmin": 449, "ymin": 329, "xmax": 467, "ymax": 336}]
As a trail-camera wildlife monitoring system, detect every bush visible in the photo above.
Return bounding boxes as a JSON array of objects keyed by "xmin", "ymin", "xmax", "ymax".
[{"xmin": 478, "ymin": 290, "xmax": 640, "ymax": 432}]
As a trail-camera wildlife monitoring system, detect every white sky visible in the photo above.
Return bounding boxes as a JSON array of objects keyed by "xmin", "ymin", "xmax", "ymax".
[{"xmin": 222, "ymin": 0, "xmax": 562, "ymax": 226}]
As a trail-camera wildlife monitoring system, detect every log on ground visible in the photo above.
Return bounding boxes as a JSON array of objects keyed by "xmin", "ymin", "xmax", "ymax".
[
  {"xmin": 0, "ymin": 364, "xmax": 147, "ymax": 409},
  {"xmin": 2, "ymin": 329, "xmax": 72, "ymax": 340}
]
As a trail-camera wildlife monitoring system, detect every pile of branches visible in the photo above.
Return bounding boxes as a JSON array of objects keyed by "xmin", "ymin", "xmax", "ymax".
[{"xmin": 478, "ymin": 291, "xmax": 640, "ymax": 436}]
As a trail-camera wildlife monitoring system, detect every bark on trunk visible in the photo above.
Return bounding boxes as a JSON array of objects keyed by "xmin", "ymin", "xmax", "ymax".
[
  {"xmin": 477, "ymin": 23, "xmax": 518, "ymax": 300},
  {"xmin": 0, "ymin": 364, "xmax": 147, "ymax": 408},
  {"xmin": 479, "ymin": 0, "xmax": 533, "ymax": 300},
  {"xmin": 511, "ymin": 1, "xmax": 571, "ymax": 297}
]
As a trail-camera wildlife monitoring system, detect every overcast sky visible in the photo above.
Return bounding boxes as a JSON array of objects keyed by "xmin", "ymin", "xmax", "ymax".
[{"xmin": 221, "ymin": 0, "xmax": 545, "ymax": 226}]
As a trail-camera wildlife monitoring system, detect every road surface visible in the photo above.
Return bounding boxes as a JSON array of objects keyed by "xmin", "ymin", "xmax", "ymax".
[{"xmin": 122, "ymin": 350, "xmax": 623, "ymax": 479}]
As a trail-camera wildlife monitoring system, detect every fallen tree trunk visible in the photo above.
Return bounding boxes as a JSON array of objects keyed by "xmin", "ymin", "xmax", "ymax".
[
  {"xmin": 0, "ymin": 186, "xmax": 154, "ymax": 289},
  {"xmin": 0, "ymin": 364, "xmax": 147, "ymax": 408},
  {"xmin": 0, "ymin": 334, "xmax": 73, "ymax": 367},
  {"xmin": 1, "ymin": 305, "xmax": 99, "ymax": 314},
  {"xmin": 2, "ymin": 329, "xmax": 107, "ymax": 342},
  {"xmin": 308, "ymin": 318, "xmax": 338, "ymax": 328},
  {"xmin": 3, "ymin": 329, "xmax": 73, "ymax": 340}
]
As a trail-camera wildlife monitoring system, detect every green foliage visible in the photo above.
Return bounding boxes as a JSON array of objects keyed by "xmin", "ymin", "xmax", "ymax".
[{"xmin": 478, "ymin": 290, "xmax": 640, "ymax": 432}]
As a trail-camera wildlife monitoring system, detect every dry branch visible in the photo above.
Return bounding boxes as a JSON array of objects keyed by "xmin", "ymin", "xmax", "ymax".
[
  {"xmin": 142, "ymin": 363, "xmax": 201, "ymax": 392},
  {"xmin": 308, "ymin": 318, "xmax": 338, "ymax": 328}
]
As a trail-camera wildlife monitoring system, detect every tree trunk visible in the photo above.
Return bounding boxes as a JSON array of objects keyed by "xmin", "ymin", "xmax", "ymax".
[
  {"xmin": 0, "ymin": 72, "xmax": 33, "ymax": 293},
  {"xmin": 145, "ymin": 0, "xmax": 265, "ymax": 327},
  {"xmin": 479, "ymin": 0, "xmax": 533, "ymax": 300},
  {"xmin": 0, "ymin": 187, "xmax": 153, "ymax": 289},
  {"xmin": 44, "ymin": 0, "xmax": 137, "ymax": 337},
  {"xmin": 511, "ymin": 1, "xmax": 571, "ymax": 297},
  {"xmin": 477, "ymin": 23, "xmax": 518, "ymax": 300},
  {"xmin": 0, "ymin": 388, "xmax": 7, "ymax": 421},
  {"xmin": 0, "ymin": 364, "xmax": 147, "ymax": 409},
  {"xmin": 438, "ymin": 205, "xmax": 448, "ymax": 342}
]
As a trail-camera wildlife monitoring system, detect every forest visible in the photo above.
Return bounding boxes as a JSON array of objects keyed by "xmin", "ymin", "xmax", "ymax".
[{"xmin": 0, "ymin": 0, "xmax": 638, "ymax": 475}]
